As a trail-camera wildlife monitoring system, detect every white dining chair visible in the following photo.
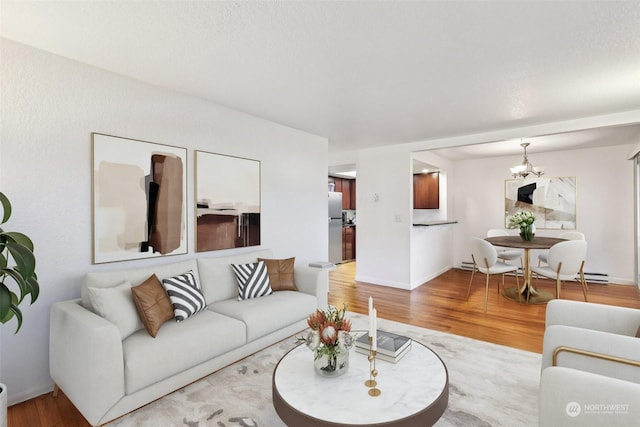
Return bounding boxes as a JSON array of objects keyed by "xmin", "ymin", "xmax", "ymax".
[
  {"xmin": 486, "ymin": 229, "xmax": 523, "ymax": 266},
  {"xmin": 467, "ymin": 237, "xmax": 520, "ymax": 312},
  {"xmin": 530, "ymin": 240, "xmax": 588, "ymax": 301},
  {"xmin": 538, "ymin": 231, "xmax": 585, "ymax": 266}
]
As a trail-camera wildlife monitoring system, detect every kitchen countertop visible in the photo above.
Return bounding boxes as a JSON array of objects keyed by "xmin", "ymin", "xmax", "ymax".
[{"xmin": 412, "ymin": 220, "xmax": 458, "ymax": 227}]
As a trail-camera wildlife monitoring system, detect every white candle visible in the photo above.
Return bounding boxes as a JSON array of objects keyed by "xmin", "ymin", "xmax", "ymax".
[
  {"xmin": 372, "ymin": 308, "xmax": 377, "ymax": 351},
  {"xmin": 368, "ymin": 297, "xmax": 374, "ymax": 337}
]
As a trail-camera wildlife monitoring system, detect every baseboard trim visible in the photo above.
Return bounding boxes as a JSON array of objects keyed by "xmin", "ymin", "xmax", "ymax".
[
  {"xmin": 354, "ymin": 275, "xmax": 411, "ymax": 290},
  {"xmin": 7, "ymin": 382, "xmax": 54, "ymax": 406}
]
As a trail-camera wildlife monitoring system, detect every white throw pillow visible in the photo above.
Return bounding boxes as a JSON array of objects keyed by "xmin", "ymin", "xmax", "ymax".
[{"xmin": 88, "ymin": 280, "xmax": 144, "ymax": 339}]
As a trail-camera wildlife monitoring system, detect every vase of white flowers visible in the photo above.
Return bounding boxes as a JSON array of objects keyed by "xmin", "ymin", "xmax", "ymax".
[
  {"xmin": 298, "ymin": 305, "xmax": 354, "ymax": 377},
  {"xmin": 508, "ymin": 211, "xmax": 536, "ymax": 241}
]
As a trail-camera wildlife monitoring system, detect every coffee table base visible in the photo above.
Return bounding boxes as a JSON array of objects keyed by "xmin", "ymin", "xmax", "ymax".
[{"xmin": 273, "ymin": 382, "xmax": 448, "ymax": 427}]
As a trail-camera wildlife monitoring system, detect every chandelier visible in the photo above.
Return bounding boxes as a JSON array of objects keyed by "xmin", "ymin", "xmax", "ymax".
[{"xmin": 510, "ymin": 142, "xmax": 544, "ymax": 178}]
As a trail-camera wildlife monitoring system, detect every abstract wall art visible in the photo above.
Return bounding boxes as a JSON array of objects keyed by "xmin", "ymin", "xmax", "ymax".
[
  {"xmin": 505, "ymin": 176, "xmax": 577, "ymax": 230},
  {"xmin": 195, "ymin": 150, "xmax": 261, "ymax": 252},
  {"xmin": 92, "ymin": 133, "xmax": 187, "ymax": 263}
]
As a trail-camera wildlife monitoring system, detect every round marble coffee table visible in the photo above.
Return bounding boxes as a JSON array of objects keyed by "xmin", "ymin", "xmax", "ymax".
[{"xmin": 272, "ymin": 336, "xmax": 449, "ymax": 426}]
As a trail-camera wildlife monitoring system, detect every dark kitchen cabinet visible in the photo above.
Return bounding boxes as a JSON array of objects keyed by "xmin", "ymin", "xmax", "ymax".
[
  {"xmin": 342, "ymin": 226, "xmax": 356, "ymax": 260},
  {"xmin": 413, "ymin": 172, "xmax": 439, "ymax": 209},
  {"xmin": 329, "ymin": 177, "xmax": 356, "ymax": 210},
  {"xmin": 350, "ymin": 180, "xmax": 356, "ymax": 210},
  {"xmin": 342, "ymin": 180, "xmax": 351, "ymax": 209},
  {"xmin": 333, "ymin": 178, "xmax": 343, "ymax": 193}
]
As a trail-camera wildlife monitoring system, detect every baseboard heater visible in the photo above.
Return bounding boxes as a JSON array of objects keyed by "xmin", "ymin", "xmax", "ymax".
[{"xmin": 458, "ymin": 262, "xmax": 609, "ymax": 285}]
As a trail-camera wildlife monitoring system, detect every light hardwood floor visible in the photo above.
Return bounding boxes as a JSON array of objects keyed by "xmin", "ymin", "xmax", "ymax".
[
  {"xmin": 329, "ymin": 262, "xmax": 640, "ymax": 353},
  {"xmin": 8, "ymin": 263, "xmax": 640, "ymax": 426}
]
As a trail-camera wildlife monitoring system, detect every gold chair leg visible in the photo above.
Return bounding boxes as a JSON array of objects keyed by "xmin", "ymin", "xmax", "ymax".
[
  {"xmin": 555, "ymin": 263, "xmax": 563, "ymax": 299},
  {"xmin": 580, "ymin": 269, "xmax": 588, "ymax": 302},
  {"xmin": 53, "ymin": 383, "xmax": 59, "ymax": 397},
  {"xmin": 484, "ymin": 273, "xmax": 490, "ymax": 313},
  {"xmin": 467, "ymin": 266, "xmax": 476, "ymax": 300}
]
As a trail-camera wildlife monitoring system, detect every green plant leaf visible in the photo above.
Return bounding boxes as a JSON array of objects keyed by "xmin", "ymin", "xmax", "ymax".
[
  {"xmin": 0, "ymin": 283, "xmax": 12, "ymax": 320},
  {"xmin": 27, "ymin": 275, "xmax": 40, "ymax": 304},
  {"xmin": 0, "ymin": 192, "xmax": 11, "ymax": 224},
  {"xmin": 6, "ymin": 240, "xmax": 36, "ymax": 279},
  {"xmin": 1, "ymin": 267, "xmax": 28, "ymax": 302},
  {"xmin": 5, "ymin": 303, "xmax": 23, "ymax": 334},
  {"xmin": 3, "ymin": 231, "xmax": 34, "ymax": 252}
]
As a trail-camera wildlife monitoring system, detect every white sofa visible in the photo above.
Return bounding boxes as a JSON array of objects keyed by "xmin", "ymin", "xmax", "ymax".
[
  {"xmin": 539, "ymin": 299, "xmax": 640, "ymax": 426},
  {"xmin": 49, "ymin": 249, "xmax": 328, "ymax": 426}
]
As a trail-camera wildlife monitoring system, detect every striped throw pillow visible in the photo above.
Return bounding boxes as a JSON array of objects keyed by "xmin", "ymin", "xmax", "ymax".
[
  {"xmin": 231, "ymin": 261, "xmax": 273, "ymax": 301},
  {"xmin": 161, "ymin": 270, "xmax": 207, "ymax": 322}
]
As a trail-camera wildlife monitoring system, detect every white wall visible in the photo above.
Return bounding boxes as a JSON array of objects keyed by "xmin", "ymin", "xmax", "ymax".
[
  {"xmin": 452, "ymin": 144, "xmax": 636, "ymax": 284},
  {"xmin": 354, "ymin": 146, "xmax": 412, "ymax": 288},
  {"xmin": 0, "ymin": 39, "xmax": 328, "ymax": 404},
  {"xmin": 410, "ymin": 224, "xmax": 454, "ymax": 287}
]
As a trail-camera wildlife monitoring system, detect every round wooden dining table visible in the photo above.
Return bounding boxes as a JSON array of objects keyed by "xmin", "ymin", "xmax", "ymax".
[{"xmin": 485, "ymin": 236, "xmax": 566, "ymax": 304}]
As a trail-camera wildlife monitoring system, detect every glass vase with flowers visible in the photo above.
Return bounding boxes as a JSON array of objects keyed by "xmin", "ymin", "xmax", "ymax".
[
  {"xmin": 298, "ymin": 305, "xmax": 354, "ymax": 377},
  {"xmin": 508, "ymin": 211, "xmax": 537, "ymax": 241}
]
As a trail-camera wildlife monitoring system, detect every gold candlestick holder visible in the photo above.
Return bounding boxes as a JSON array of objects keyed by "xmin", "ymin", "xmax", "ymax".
[{"xmin": 364, "ymin": 337, "xmax": 381, "ymax": 396}]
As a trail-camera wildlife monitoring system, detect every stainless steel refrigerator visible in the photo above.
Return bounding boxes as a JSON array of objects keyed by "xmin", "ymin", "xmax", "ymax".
[{"xmin": 328, "ymin": 192, "xmax": 343, "ymax": 264}]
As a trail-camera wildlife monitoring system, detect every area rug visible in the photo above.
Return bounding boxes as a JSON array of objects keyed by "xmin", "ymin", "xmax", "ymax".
[{"xmin": 109, "ymin": 312, "xmax": 541, "ymax": 426}]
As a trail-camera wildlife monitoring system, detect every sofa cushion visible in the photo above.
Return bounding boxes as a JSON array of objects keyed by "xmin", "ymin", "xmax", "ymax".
[
  {"xmin": 131, "ymin": 274, "xmax": 174, "ymax": 337},
  {"xmin": 231, "ymin": 261, "xmax": 273, "ymax": 301},
  {"xmin": 208, "ymin": 291, "xmax": 317, "ymax": 342},
  {"xmin": 258, "ymin": 257, "xmax": 298, "ymax": 291},
  {"xmin": 87, "ymin": 280, "xmax": 143, "ymax": 339},
  {"xmin": 122, "ymin": 310, "xmax": 246, "ymax": 394},
  {"xmin": 196, "ymin": 249, "xmax": 273, "ymax": 303},
  {"xmin": 162, "ymin": 270, "xmax": 207, "ymax": 321},
  {"xmin": 83, "ymin": 259, "xmax": 199, "ymax": 310}
]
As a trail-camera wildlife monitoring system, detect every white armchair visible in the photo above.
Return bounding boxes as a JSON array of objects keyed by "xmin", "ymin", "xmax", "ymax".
[
  {"xmin": 539, "ymin": 299, "xmax": 640, "ymax": 426},
  {"xmin": 539, "ymin": 367, "xmax": 640, "ymax": 426}
]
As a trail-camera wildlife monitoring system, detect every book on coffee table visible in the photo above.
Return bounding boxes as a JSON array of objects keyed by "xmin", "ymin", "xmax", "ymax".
[
  {"xmin": 355, "ymin": 340, "xmax": 412, "ymax": 363},
  {"xmin": 355, "ymin": 330, "xmax": 412, "ymax": 359}
]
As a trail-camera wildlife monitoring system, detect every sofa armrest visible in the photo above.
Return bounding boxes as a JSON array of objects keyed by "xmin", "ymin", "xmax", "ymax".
[
  {"xmin": 545, "ymin": 299, "xmax": 640, "ymax": 336},
  {"xmin": 294, "ymin": 266, "xmax": 328, "ymax": 309},
  {"xmin": 542, "ymin": 325, "xmax": 640, "ymax": 383},
  {"xmin": 539, "ymin": 367, "xmax": 640, "ymax": 427},
  {"xmin": 50, "ymin": 299, "xmax": 125, "ymax": 426}
]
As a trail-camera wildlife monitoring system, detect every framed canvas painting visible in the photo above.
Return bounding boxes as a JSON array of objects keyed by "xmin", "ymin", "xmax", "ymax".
[
  {"xmin": 195, "ymin": 150, "xmax": 261, "ymax": 252},
  {"xmin": 92, "ymin": 133, "xmax": 187, "ymax": 263},
  {"xmin": 505, "ymin": 176, "xmax": 576, "ymax": 230}
]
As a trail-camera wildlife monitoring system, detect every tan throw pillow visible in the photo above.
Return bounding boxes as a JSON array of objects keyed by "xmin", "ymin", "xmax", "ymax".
[
  {"xmin": 131, "ymin": 274, "xmax": 175, "ymax": 337},
  {"xmin": 258, "ymin": 257, "xmax": 298, "ymax": 291}
]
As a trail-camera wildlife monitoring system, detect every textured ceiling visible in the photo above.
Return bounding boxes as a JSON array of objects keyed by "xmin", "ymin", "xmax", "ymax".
[{"xmin": 2, "ymin": 1, "xmax": 640, "ymax": 153}]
